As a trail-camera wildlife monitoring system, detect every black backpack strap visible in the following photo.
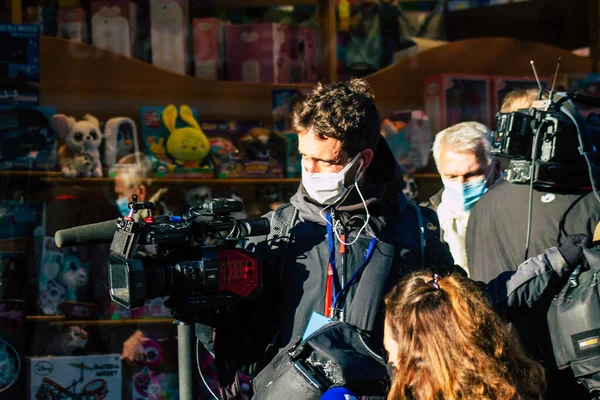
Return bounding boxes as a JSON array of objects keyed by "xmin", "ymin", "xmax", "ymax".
[{"xmin": 267, "ymin": 203, "xmax": 299, "ymax": 286}]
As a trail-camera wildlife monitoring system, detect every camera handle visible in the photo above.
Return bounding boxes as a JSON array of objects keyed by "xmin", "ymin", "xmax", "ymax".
[{"xmin": 175, "ymin": 319, "xmax": 195, "ymax": 400}]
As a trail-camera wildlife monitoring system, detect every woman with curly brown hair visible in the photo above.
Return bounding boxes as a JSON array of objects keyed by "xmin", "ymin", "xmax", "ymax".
[{"xmin": 384, "ymin": 271, "xmax": 546, "ymax": 400}]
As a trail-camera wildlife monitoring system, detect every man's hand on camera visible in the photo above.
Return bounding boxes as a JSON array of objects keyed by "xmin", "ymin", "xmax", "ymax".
[{"xmin": 558, "ymin": 234, "xmax": 592, "ymax": 269}]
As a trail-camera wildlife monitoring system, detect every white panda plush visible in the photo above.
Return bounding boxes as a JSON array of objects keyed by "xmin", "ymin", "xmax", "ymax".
[{"xmin": 52, "ymin": 114, "xmax": 104, "ymax": 177}]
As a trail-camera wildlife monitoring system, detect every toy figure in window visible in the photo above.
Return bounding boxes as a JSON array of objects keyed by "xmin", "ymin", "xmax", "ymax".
[
  {"xmin": 52, "ymin": 114, "xmax": 104, "ymax": 177},
  {"xmin": 163, "ymin": 105, "xmax": 211, "ymax": 169}
]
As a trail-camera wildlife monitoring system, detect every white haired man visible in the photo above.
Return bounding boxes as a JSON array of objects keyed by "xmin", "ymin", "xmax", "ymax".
[{"xmin": 423, "ymin": 121, "xmax": 502, "ymax": 275}]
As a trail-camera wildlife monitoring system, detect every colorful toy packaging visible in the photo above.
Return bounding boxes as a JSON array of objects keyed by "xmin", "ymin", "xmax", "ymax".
[
  {"xmin": 380, "ymin": 110, "xmax": 432, "ymax": 173},
  {"xmin": 91, "ymin": 0, "xmax": 139, "ymax": 58},
  {"xmin": 424, "ymin": 74, "xmax": 492, "ymax": 134},
  {"xmin": 193, "ymin": 17, "xmax": 227, "ymax": 80},
  {"xmin": 29, "ymin": 354, "xmax": 122, "ymax": 400},
  {"xmin": 0, "ymin": 24, "xmax": 40, "ymax": 106},
  {"xmin": 149, "ymin": 0, "xmax": 190, "ymax": 75},
  {"xmin": 140, "ymin": 105, "xmax": 215, "ymax": 178},
  {"xmin": 0, "ymin": 299, "xmax": 26, "ymax": 399},
  {"xmin": 200, "ymin": 119, "xmax": 262, "ymax": 178},
  {"xmin": 284, "ymin": 132, "xmax": 300, "ymax": 178},
  {"xmin": 57, "ymin": 8, "xmax": 88, "ymax": 43},
  {"xmin": 272, "ymin": 88, "xmax": 310, "ymax": 133},
  {"xmin": 238, "ymin": 128, "xmax": 287, "ymax": 178},
  {"xmin": 38, "ymin": 236, "xmax": 99, "ymax": 319},
  {"xmin": 0, "ymin": 106, "xmax": 57, "ymax": 171}
]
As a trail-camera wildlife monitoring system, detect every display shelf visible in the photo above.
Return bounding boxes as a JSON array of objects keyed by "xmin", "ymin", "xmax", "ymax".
[
  {"xmin": 207, "ymin": 0, "xmax": 317, "ymax": 7},
  {"xmin": 26, "ymin": 315, "xmax": 66, "ymax": 322},
  {"xmin": 39, "ymin": 177, "xmax": 302, "ymax": 185},
  {"xmin": 48, "ymin": 318, "xmax": 175, "ymax": 326}
]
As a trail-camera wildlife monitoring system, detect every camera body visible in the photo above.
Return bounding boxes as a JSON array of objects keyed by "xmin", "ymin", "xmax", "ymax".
[
  {"xmin": 108, "ymin": 196, "xmax": 269, "ymax": 315},
  {"xmin": 491, "ymin": 93, "xmax": 600, "ymax": 188}
]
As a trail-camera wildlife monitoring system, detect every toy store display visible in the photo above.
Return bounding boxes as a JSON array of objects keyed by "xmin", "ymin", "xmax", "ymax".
[
  {"xmin": 91, "ymin": 0, "xmax": 139, "ymax": 59},
  {"xmin": 380, "ymin": 110, "xmax": 432, "ymax": 173},
  {"xmin": 238, "ymin": 127, "xmax": 287, "ymax": 178},
  {"xmin": 102, "ymin": 116, "xmax": 141, "ymax": 172},
  {"xmin": 56, "ymin": 8, "xmax": 88, "ymax": 43},
  {"xmin": 193, "ymin": 17, "xmax": 228, "ymax": 81},
  {"xmin": 0, "ymin": 299, "xmax": 26, "ymax": 399},
  {"xmin": 38, "ymin": 236, "xmax": 98, "ymax": 319},
  {"xmin": 150, "ymin": 0, "xmax": 190, "ymax": 76},
  {"xmin": 424, "ymin": 74, "xmax": 492, "ymax": 134},
  {"xmin": 0, "ymin": 106, "xmax": 58, "ymax": 171},
  {"xmin": 29, "ymin": 354, "xmax": 122, "ymax": 400},
  {"xmin": 140, "ymin": 104, "xmax": 214, "ymax": 178},
  {"xmin": 201, "ymin": 119, "xmax": 262, "ymax": 178},
  {"xmin": 226, "ymin": 23, "xmax": 291, "ymax": 84},
  {"xmin": 272, "ymin": 88, "xmax": 310, "ymax": 133},
  {"xmin": 0, "ymin": 24, "xmax": 40, "ymax": 106},
  {"xmin": 52, "ymin": 113, "xmax": 104, "ymax": 178}
]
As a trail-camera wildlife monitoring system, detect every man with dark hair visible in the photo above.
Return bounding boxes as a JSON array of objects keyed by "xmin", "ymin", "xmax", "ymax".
[{"xmin": 196, "ymin": 79, "xmax": 453, "ymax": 399}]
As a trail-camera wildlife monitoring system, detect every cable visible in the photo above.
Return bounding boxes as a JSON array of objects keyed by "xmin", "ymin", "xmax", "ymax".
[
  {"xmin": 196, "ymin": 338, "xmax": 219, "ymax": 400},
  {"xmin": 523, "ymin": 126, "xmax": 542, "ymax": 262}
]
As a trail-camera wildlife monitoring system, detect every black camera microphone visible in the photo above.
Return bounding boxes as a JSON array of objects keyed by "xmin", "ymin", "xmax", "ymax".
[{"xmin": 54, "ymin": 219, "xmax": 118, "ymax": 248}]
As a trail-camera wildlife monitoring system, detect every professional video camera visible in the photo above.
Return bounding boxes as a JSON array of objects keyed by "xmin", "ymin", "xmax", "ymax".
[
  {"xmin": 107, "ymin": 195, "xmax": 269, "ymax": 315},
  {"xmin": 491, "ymin": 90, "xmax": 600, "ymax": 189}
]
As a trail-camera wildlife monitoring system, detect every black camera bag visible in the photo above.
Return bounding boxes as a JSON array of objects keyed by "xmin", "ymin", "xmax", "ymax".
[{"xmin": 548, "ymin": 246, "xmax": 600, "ymax": 397}]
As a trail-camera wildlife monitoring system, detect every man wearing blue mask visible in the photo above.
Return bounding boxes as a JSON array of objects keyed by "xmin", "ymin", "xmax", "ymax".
[
  {"xmin": 425, "ymin": 121, "xmax": 502, "ymax": 275},
  {"xmin": 195, "ymin": 79, "xmax": 454, "ymax": 399}
]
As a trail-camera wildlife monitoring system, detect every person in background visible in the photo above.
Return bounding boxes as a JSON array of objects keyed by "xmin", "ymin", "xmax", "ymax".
[
  {"xmin": 384, "ymin": 270, "xmax": 546, "ymax": 400},
  {"xmin": 423, "ymin": 121, "xmax": 502, "ymax": 275}
]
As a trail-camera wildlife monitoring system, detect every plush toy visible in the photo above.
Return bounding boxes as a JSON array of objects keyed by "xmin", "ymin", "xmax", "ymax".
[
  {"xmin": 52, "ymin": 114, "xmax": 104, "ymax": 177},
  {"xmin": 103, "ymin": 117, "xmax": 139, "ymax": 167},
  {"xmin": 163, "ymin": 105, "xmax": 210, "ymax": 168},
  {"xmin": 46, "ymin": 325, "xmax": 88, "ymax": 355},
  {"xmin": 238, "ymin": 128, "xmax": 287, "ymax": 162},
  {"xmin": 185, "ymin": 186, "xmax": 212, "ymax": 209}
]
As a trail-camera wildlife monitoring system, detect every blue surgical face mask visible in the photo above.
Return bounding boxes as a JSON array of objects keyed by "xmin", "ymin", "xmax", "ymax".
[
  {"xmin": 116, "ymin": 197, "xmax": 130, "ymax": 217},
  {"xmin": 443, "ymin": 178, "xmax": 488, "ymax": 212}
]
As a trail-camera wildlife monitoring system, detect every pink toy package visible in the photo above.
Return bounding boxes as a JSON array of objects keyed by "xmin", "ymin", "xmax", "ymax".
[
  {"xmin": 424, "ymin": 74, "xmax": 492, "ymax": 134},
  {"xmin": 57, "ymin": 8, "xmax": 88, "ymax": 43},
  {"xmin": 226, "ymin": 23, "xmax": 291, "ymax": 84},
  {"xmin": 289, "ymin": 26, "xmax": 317, "ymax": 83},
  {"xmin": 193, "ymin": 17, "xmax": 227, "ymax": 80},
  {"xmin": 91, "ymin": 0, "xmax": 139, "ymax": 58}
]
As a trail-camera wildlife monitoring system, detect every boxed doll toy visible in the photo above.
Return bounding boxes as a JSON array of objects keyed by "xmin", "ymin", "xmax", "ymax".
[
  {"xmin": 29, "ymin": 354, "xmax": 122, "ymax": 400},
  {"xmin": 91, "ymin": 0, "xmax": 139, "ymax": 58},
  {"xmin": 226, "ymin": 23, "xmax": 291, "ymax": 83},
  {"xmin": 193, "ymin": 18, "xmax": 227, "ymax": 80},
  {"xmin": 57, "ymin": 8, "xmax": 88, "ymax": 43},
  {"xmin": 424, "ymin": 74, "xmax": 492, "ymax": 134},
  {"xmin": 200, "ymin": 119, "xmax": 262, "ymax": 178},
  {"xmin": 140, "ymin": 105, "xmax": 215, "ymax": 178},
  {"xmin": 149, "ymin": 0, "xmax": 189, "ymax": 75},
  {"xmin": 0, "ymin": 24, "xmax": 40, "ymax": 106},
  {"xmin": 0, "ymin": 106, "xmax": 57, "ymax": 171},
  {"xmin": 380, "ymin": 110, "xmax": 432, "ymax": 173}
]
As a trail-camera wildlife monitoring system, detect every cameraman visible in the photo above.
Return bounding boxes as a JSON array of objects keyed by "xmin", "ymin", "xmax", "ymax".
[
  {"xmin": 466, "ymin": 88, "xmax": 600, "ymax": 399},
  {"xmin": 196, "ymin": 79, "xmax": 453, "ymax": 399}
]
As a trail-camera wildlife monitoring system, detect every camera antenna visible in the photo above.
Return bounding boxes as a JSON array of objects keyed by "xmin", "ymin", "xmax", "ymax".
[
  {"xmin": 530, "ymin": 60, "xmax": 544, "ymax": 100},
  {"xmin": 548, "ymin": 56, "xmax": 562, "ymax": 101}
]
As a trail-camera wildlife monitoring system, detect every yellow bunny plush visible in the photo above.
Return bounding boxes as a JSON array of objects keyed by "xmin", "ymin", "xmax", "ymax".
[{"xmin": 162, "ymin": 105, "xmax": 210, "ymax": 168}]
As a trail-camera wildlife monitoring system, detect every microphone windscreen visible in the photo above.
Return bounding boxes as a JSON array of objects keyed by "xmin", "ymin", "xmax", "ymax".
[
  {"xmin": 54, "ymin": 219, "xmax": 118, "ymax": 248},
  {"xmin": 320, "ymin": 387, "xmax": 358, "ymax": 400}
]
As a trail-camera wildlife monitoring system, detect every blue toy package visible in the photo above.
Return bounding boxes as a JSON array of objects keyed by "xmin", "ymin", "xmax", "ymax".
[
  {"xmin": 140, "ymin": 105, "xmax": 215, "ymax": 178},
  {"xmin": 201, "ymin": 119, "xmax": 262, "ymax": 179},
  {"xmin": 0, "ymin": 201, "xmax": 45, "ymax": 243},
  {"xmin": 0, "ymin": 24, "xmax": 40, "ymax": 106},
  {"xmin": 284, "ymin": 132, "xmax": 300, "ymax": 178},
  {"xmin": 0, "ymin": 106, "xmax": 57, "ymax": 171},
  {"xmin": 272, "ymin": 88, "xmax": 309, "ymax": 133}
]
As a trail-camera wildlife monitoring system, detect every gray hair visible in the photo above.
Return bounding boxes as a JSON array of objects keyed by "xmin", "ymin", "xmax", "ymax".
[
  {"xmin": 114, "ymin": 152, "xmax": 154, "ymax": 189},
  {"xmin": 432, "ymin": 121, "xmax": 492, "ymax": 168}
]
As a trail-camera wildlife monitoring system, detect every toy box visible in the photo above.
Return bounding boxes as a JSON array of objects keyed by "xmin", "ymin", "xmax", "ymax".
[
  {"xmin": 29, "ymin": 354, "xmax": 122, "ymax": 400},
  {"xmin": 0, "ymin": 299, "xmax": 26, "ymax": 398},
  {"xmin": 272, "ymin": 88, "xmax": 310, "ymax": 133},
  {"xmin": 200, "ymin": 120, "xmax": 262, "ymax": 178},
  {"xmin": 140, "ymin": 105, "xmax": 215, "ymax": 178},
  {"xmin": 289, "ymin": 26, "xmax": 317, "ymax": 83},
  {"xmin": 284, "ymin": 132, "xmax": 300, "ymax": 178},
  {"xmin": 38, "ymin": 236, "xmax": 98, "ymax": 318},
  {"xmin": 101, "ymin": 116, "xmax": 141, "ymax": 174},
  {"xmin": 238, "ymin": 128, "xmax": 287, "ymax": 178},
  {"xmin": 149, "ymin": 0, "xmax": 189, "ymax": 75},
  {"xmin": 193, "ymin": 18, "xmax": 227, "ymax": 80},
  {"xmin": 380, "ymin": 110, "xmax": 433, "ymax": 173},
  {"xmin": 0, "ymin": 106, "xmax": 57, "ymax": 171},
  {"xmin": 57, "ymin": 8, "xmax": 88, "ymax": 43},
  {"xmin": 226, "ymin": 23, "xmax": 291, "ymax": 83},
  {"xmin": 91, "ymin": 0, "xmax": 139, "ymax": 58},
  {"xmin": 491, "ymin": 75, "xmax": 551, "ymax": 115},
  {"xmin": 0, "ymin": 24, "xmax": 40, "ymax": 106},
  {"xmin": 424, "ymin": 74, "xmax": 492, "ymax": 134}
]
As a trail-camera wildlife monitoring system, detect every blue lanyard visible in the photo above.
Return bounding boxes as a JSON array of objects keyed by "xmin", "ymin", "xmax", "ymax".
[{"xmin": 325, "ymin": 213, "xmax": 377, "ymax": 314}]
